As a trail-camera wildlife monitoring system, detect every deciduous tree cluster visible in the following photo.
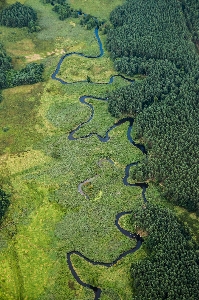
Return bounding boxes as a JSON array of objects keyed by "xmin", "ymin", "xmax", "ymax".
[
  {"xmin": 10, "ymin": 63, "xmax": 44, "ymax": 86},
  {"xmin": 42, "ymin": 0, "xmax": 105, "ymax": 30},
  {"xmin": 79, "ymin": 14, "xmax": 103, "ymax": 30},
  {"xmin": 52, "ymin": 2, "xmax": 79, "ymax": 20},
  {"xmin": 0, "ymin": 43, "xmax": 44, "ymax": 92},
  {"xmin": 0, "ymin": 2, "xmax": 37, "ymax": 29}
]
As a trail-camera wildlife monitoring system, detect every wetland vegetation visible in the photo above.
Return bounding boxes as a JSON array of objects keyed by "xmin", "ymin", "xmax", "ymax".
[{"xmin": 0, "ymin": 0, "xmax": 199, "ymax": 299}]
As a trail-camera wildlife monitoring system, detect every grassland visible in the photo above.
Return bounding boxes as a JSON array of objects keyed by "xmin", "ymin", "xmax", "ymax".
[
  {"xmin": 0, "ymin": 84, "xmax": 44, "ymax": 155},
  {"xmin": 1, "ymin": 1, "xmax": 199, "ymax": 299},
  {"xmin": 0, "ymin": 0, "xmax": 102, "ymax": 72},
  {"xmin": 58, "ymin": 55, "xmax": 115, "ymax": 83},
  {"xmin": 69, "ymin": 0, "xmax": 125, "ymax": 19},
  {"xmin": 0, "ymin": 1, "xmax": 145, "ymax": 299}
]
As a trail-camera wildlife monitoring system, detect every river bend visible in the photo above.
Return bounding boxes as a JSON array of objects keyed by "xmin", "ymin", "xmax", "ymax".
[{"xmin": 52, "ymin": 25, "xmax": 147, "ymax": 300}]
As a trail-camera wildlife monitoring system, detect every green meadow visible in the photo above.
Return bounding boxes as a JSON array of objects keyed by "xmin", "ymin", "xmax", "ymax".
[
  {"xmin": 58, "ymin": 55, "xmax": 115, "ymax": 83},
  {"xmin": 1, "ymin": 1, "xmax": 199, "ymax": 299},
  {"xmin": 68, "ymin": 0, "xmax": 125, "ymax": 19}
]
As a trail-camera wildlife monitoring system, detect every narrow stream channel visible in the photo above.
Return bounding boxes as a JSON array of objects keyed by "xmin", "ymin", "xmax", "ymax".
[{"xmin": 52, "ymin": 25, "xmax": 147, "ymax": 300}]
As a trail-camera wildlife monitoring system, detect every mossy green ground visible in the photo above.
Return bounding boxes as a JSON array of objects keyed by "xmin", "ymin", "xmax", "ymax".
[
  {"xmin": 0, "ymin": 1, "xmax": 144, "ymax": 299},
  {"xmin": 0, "ymin": 1, "xmax": 198, "ymax": 299},
  {"xmin": 69, "ymin": 0, "xmax": 125, "ymax": 19},
  {"xmin": 58, "ymin": 55, "xmax": 115, "ymax": 83}
]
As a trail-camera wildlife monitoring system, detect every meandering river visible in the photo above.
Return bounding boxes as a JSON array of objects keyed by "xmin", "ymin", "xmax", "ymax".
[{"xmin": 52, "ymin": 25, "xmax": 147, "ymax": 300}]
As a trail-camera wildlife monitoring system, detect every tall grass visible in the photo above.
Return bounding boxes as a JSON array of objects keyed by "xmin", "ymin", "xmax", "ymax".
[{"xmin": 0, "ymin": 1, "xmax": 152, "ymax": 299}]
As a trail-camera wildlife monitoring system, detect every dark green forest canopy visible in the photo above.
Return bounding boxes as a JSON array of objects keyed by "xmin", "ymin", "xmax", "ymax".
[
  {"xmin": 132, "ymin": 92, "xmax": 199, "ymax": 211},
  {"xmin": 52, "ymin": 1, "xmax": 79, "ymax": 20},
  {"xmin": 0, "ymin": 2, "xmax": 37, "ymax": 28},
  {"xmin": 107, "ymin": 0, "xmax": 197, "ymax": 70},
  {"xmin": 0, "ymin": 43, "xmax": 44, "ymax": 92},
  {"xmin": 181, "ymin": 0, "xmax": 199, "ymax": 40},
  {"xmin": 130, "ymin": 204, "xmax": 199, "ymax": 300},
  {"xmin": 0, "ymin": 43, "xmax": 12, "ymax": 90},
  {"xmin": 106, "ymin": 0, "xmax": 199, "ymax": 115},
  {"xmin": 0, "ymin": 188, "xmax": 9, "ymax": 222},
  {"xmin": 106, "ymin": 0, "xmax": 199, "ymax": 211},
  {"xmin": 10, "ymin": 62, "xmax": 44, "ymax": 87},
  {"xmin": 42, "ymin": 0, "xmax": 79, "ymax": 21}
]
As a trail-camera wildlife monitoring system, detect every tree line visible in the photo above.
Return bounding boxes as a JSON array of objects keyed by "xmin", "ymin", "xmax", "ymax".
[{"xmin": 106, "ymin": 0, "xmax": 199, "ymax": 212}]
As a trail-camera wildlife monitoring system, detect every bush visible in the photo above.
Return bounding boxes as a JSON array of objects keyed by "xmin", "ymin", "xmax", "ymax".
[
  {"xmin": 11, "ymin": 63, "xmax": 44, "ymax": 86},
  {"xmin": 0, "ymin": 2, "xmax": 37, "ymax": 28}
]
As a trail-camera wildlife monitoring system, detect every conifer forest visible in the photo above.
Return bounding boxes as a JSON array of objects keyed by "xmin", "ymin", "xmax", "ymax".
[{"xmin": 0, "ymin": 1, "xmax": 199, "ymax": 299}]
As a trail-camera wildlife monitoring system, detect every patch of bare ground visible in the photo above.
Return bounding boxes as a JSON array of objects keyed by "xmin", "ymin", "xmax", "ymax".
[
  {"xmin": 25, "ymin": 53, "xmax": 43, "ymax": 62},
  {"xmin": 25, "ymin": 49, "xmax": 65, "ymax": 62},
  {"xmin": 135, "ymin": 227, "xmax": 148, "ymax": 237}
]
